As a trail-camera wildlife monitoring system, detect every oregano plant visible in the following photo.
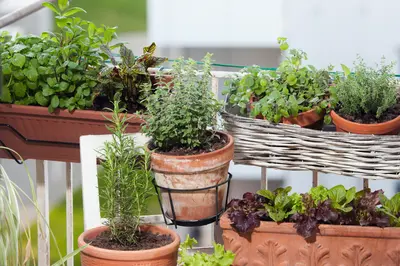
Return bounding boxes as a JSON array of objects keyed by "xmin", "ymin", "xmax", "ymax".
[{"xmin": 142, "ymin": 53, "xmax": 223, "ymax": 152}]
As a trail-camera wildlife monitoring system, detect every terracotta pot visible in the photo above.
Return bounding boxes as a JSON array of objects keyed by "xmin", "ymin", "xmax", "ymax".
[
  {"xmin": 331, "ymin": 110, "xmax": 400, "ymax": 135},
  {"xmin": 150, "ymin": 132, "xmax": 234, "ymax": 221},
  {"xmin": 149, "ymin": 70, "xmax": 173, "ymax": 87},
  {"xmin": 0, "ymin": 104, "xmax": 143, "ymax": 162},
  {"xmin": 78, "ymin": 225, "xmax": 180, "ymax": 266},
  {"xmin": 220, "ymin": 214, "xmax": 400, "ymax": 266},
  {"xmin": 249, "ymin": 96, "xmax": 324, "ymax": 127}
]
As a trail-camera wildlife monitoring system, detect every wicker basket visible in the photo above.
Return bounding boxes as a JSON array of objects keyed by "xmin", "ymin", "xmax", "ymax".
[{"xmin": 222, "ymin": 111, "xmax": 400, "ymax": 180}]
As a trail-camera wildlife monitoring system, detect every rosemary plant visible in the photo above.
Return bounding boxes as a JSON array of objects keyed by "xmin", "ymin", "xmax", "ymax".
[{"xmin": 98, "ymin": 96, "xmax": 154, "ymax": 246}]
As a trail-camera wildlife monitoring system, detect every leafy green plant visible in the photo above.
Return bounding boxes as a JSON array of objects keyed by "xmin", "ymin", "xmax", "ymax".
[
  {"xmin": 227, "ymin": 185, "xmax": 395, "ymax": 240},
  {"xmin": 178, "ymin": 235, "xmax": 235, "ymax": 266},
  {"xmin": 334, "ymin": 56, "xmax": 398, "ymax": 120},
  {"xmin": 0, "ymin": 147, "xmax": 86, "ymax": 265},
  {"xmin": 257, "ymin": 186, "xmax": 302, "ymax": 222},
  {"xmin": 143, "ymin": 53, "xmax": 223, "ymax": 152},
  {"xmin": 98, "ymin": 95, "xmax": 154, "ymax": 245},
  {"xmin": 96, "ymin": 43, "xmax": 167, "ymax": 112},
  {"xmin": 379, "ymin": 193, "xmax": 400, "ymax": 226},
  {"xmin": 1, "ymin": 0, "xmax": 117, "ymax": 112},
  {"xmin": 223, "ymin": 37, "xmax": 336, "ymax": 124}
]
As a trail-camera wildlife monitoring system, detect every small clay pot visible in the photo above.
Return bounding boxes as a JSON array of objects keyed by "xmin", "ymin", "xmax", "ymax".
[
  {"xmin": 150, "ymin": 131, "xmax": 234, "ymax": 221},
  {"xmin": 78, "ymin": 225, "xmax": 180, "ymax": 266},
  {"xmin": 331, "ymin": 110, "xmax": 400, "ymax": 135},
  {"xmin": 249, "ymin": 96, "xmax": 324, "ymax": 127}
]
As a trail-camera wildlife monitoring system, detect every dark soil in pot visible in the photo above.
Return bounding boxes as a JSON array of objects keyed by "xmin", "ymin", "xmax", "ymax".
[
  {"xmin": 87, "ymin": 230, "xmax": 173, "ymax": 251},
  {"xmin": 148, "ymin": 131, "xmax": 229, "ymax": 156},
  {"xmin": 336, "ymin": 102, "xmax": 400, "ymax": 124}
]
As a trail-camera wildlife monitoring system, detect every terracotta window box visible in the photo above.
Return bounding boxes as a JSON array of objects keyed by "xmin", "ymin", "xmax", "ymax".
[
  {"xmin": 220, "ymin": 214, "xmax": 400, "ymax": 266},
  {"xmin": 0, "ymin": 104, "xmax": 143, "ymax": 162}
]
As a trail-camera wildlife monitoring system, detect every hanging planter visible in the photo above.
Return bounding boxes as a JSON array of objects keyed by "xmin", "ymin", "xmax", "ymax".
[{"xmin": 0, "ymin": 104, "xmax": 142, "ymax": 162}]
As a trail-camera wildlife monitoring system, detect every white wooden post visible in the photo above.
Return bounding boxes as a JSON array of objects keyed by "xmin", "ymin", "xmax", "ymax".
[
  {"xmin": 66, "ymin": 162, "xmax": 74, "ymax": 266},
  {"xmin": 36, "ymin": 160, "xmax": 50, "ymax": 266}
]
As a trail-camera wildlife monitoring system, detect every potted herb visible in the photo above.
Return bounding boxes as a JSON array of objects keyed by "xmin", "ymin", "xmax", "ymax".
[
  {"xmin": 331, "ymin": 56, "xmax": 400, "ymax": 134},
  {"xmin": 178, "ymin": 235, "xmax": 235, "ymax": 266},
  {"xmin": 224, "ymin": 37, "xmax": 336, "ymax": 127},
  {"xmin": 0, "ymin": 0, "xmax": 144, "ymax": 162},
  {"xmin": 220, "ymin": 185, "xmax": 400, "ymax": 265},
  {"xmin": 77, "ymin": 98, "xmax": 180, "ymax": 265},
  {"xmin": 143, "ymin": 53, "xmax": 234, "ymax": 222},
  {"xmin": 95, "ymin": 43, "xmax": 167, "ymax": 112}
]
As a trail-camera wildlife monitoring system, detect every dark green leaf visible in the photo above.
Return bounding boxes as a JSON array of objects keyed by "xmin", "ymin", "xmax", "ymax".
[
  {"xmin": 23, "ymin": 65, "xmax": 39, "ymax": 81},
  {"xmin": 13, "ymin": 82, "xmax": 27, "ymax": 97},
  {"xmin": 42, "ymin": 87, "xmax": 55, "ymax": 96},
  {"xmin": 11, "ymin": 53, "xmax": 26, "ymax": 68},
  {"xmin": 51, "ymin": 95, "xmax": 60, "ymax": 108},
  {"xmin": 35, "ymin": 91, "xmax": 49, "ymax": 106}
]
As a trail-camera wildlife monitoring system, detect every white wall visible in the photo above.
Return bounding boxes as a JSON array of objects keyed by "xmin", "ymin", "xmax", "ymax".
[{"xmin": 147, "ymin": 0, "xmax": 282, "ymax": 48}]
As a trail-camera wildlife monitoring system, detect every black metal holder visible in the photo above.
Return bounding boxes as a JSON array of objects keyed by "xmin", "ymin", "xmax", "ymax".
[
  {"xmin": 153, "ymin": 172, "xmax": 232, "ymax": 228},
  {"xmin": 0, "ymin": 123, "xmax": 79, "ymax": 164}
]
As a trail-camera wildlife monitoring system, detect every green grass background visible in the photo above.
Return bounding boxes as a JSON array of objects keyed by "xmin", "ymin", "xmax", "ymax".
[{"xmin": 67, "ymin": 0, "xmax": 147, "ymax": 33}]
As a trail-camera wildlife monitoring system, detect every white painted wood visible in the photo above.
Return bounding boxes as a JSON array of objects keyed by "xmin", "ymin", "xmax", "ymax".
[
  {"xmin": 65, "ymin": 162, "xmax": 74, "ymax": 266},
  {"xmin": 261, "ymin": 167, "xmax": 267, "ymax": 189},
  {"xmin": 36, "ymin": 160, "xmax": 50, "ymax": 266},
  {"xmin": 80, "ymin": 134, "xmax": 151, "ymax": 230}
]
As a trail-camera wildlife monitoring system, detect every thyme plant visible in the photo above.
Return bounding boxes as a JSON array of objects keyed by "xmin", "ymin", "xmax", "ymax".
[
  {"xmin": 143, "ymin": 53, "xmax": 223, "ymax": 152},
  {"xmin": 98, "ymin": 97, "xmax": 154, "ymax": 245},
  {"xmin": 334, "ymin": 56, "xmax": 398, "ymax": 119}
]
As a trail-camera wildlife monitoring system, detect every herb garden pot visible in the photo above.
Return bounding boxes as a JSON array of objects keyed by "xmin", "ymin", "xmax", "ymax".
[
  {"xmin": 331, "ymin": 110, "xmax": 400, "ymax": 135},
  {"xmin": 0, "ymin": 104, "xmax": 143, "ymax": 162},
  {"xmin": 249, "ymin": 96, "xmax": 324, "ymax": 128},
  {"xmin": 150, "ymin": 131, "xmax": 234, "ymax": 222},
  {"xmin": 220, "ymin": 214, "xmax": 400, "ymax": 266},
  {"xmin": 78, "ymin": 225, "xmax": 180, "ymax": 266}
]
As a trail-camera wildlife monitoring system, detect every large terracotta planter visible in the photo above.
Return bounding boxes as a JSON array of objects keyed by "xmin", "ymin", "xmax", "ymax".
[
  {"xmin": 249, "ymin": 96, "xmax": 323, "ymax": 127},
  {"xmin": 0, "ymin": 104, "xmax": 143, "ymax": 162},
  {"xmin": 331, "ymin": 110, "xmax": 400, "ymax": 135},
  {"xmin": 220, "ymin": 214, "xmax": 400, "ymax": 266},
  {"xmin": 78, "ymin": 225, "xmax": 180, "ymax": 266},
  {"xmin": 150, "ymin": 132, "xmax": 234, "ymax": 222}
]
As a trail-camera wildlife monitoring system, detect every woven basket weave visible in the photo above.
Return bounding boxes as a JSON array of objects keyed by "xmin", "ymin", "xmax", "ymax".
[{"xmin": 222, "ymin": 111, "xmax": 400, "ymax": 180}]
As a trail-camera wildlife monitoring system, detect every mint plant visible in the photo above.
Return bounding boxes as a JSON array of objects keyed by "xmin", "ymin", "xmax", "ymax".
[
  {"xmin": 1, "ymin": 0, "xmax": 117, "ymax": 113},
  {"xmin": 224, "ymin": 37, "xmax": 336, "ymax": 124},
  {"xmin": 96, "ymin": 43, "xmax": 167, "ymax": 112},
  {"xmin": 178, "ymin": 235, "xmax": 235, "ymax": 266},
  {"xmin": 334, "ymin": 56, "xmax": 398, "ymax": 120},
  {"xmin": 143, "ymin": 53, "xmax": 223, "ymax": 152}
]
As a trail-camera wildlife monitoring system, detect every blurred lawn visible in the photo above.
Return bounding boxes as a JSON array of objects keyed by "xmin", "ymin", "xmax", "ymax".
[
  {"xmin": 70, "ymin": 0, "xmax": 147, "ymax": 32},
  {"xmin": 29, "ymin": 185, "xmax": 161, "ymax": 265}
]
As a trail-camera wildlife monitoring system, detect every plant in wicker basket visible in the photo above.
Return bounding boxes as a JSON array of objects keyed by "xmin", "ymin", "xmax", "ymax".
[
  {"xmin": 331, "ymin": 56, "xmax": 400, "ymax": 134},
  {"xmin": 223, "ymin": 37, "xmax": 337, "ymax": 126}
]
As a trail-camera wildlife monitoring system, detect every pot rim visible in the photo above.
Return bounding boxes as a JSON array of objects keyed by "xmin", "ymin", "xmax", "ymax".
[
  {"xmin": 220, "ymin": 213, "xmax": 400, "ymax": 239},
  {"xmin": 148, "ymin": 131, "xmax": 234, "ymax": 160},
  {"xmin": 77, "ymin": 225, "xmax": 180, "ymax": 260},
  {"xmin": 331, "ymin": 109, "xmax": 400, "ymax": 128}
]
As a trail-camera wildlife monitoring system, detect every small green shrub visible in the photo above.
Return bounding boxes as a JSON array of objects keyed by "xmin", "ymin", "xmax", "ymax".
[
  {"xmin": 96, "ymin": 43, "xmax": 167, "ymax": 112},
  {"xmin": 0, "ymin": 0, "xmax": 117, "ymax": 113},
  {"xmin": 98, "ymin": 96, "xmax": 154, "ymax": 245},
  {"xmin": 334, "ymin": 57, "xmax": 398, "ymax": 119},
  {"xmin": 143, "ymin": 53, "xmax": 223, "ymax": 152},
  {"xmin": 224, "ymin": 37, "xmax": 336, "ymax": 124}
]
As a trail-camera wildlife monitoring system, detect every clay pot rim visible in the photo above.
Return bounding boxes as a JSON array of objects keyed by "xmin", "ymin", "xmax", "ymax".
[
  {"xmin": 0, "ymin": 103, "xmax": 143, "ymax": 122},
  {"xmin": 77, "ymin": 225, "xmax": 180, "ymax": 260},
  {"xmin": 219, "ymin": 213, "xmax": 400, "ymax": 239},
  {"xmin": 148, "ymin": 131, "xmax": 234, "ymax": 159},
  {"xmin": 331, "ymin": 109, "xmax": 400, "ymax": 128}
]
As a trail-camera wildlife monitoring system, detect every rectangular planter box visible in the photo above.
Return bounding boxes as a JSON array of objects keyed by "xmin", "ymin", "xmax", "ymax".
[
  {"xmin": 220, "ymin": 214, "xmax": 400, "ymax": 266},
  {"xmin": 0, "ymin": 104, "xmax": 143, "ymax": 162}
]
